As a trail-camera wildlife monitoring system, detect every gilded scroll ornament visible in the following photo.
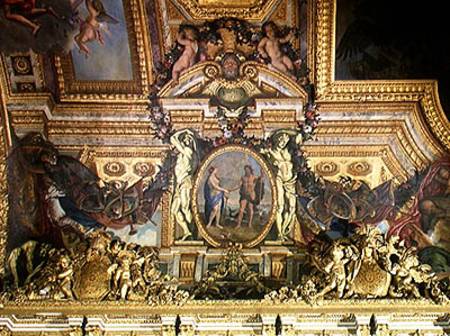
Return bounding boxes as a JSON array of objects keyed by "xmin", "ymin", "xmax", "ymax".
[
  {"xmin": 174, "ymin": 0, "xmax": 279, "ymax": 21},
  {"xmin": 315, "ymin": 161, "xmax": 339, "ymax": 177},
  {"xmin": 347, "ymin": 161, "xmax": 372, "ymax": 176}
]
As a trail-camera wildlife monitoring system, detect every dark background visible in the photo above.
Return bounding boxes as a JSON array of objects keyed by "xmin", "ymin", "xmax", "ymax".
[{"xmin": 335, "ymin": 0, "xmax": 450, "ymax": 120}]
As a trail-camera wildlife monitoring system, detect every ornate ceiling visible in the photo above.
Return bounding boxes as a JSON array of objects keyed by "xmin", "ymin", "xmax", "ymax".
[{"xmin": 0, "ymin": 0, "xmax": 447, "ymax": 185}]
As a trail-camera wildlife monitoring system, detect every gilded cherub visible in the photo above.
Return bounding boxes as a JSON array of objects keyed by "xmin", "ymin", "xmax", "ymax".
[
  {"xmin": 314, "ymin": 243, "xmax": 351, "ymax": 299},
  {"xmin": 131, "ymin": 253, "xmax": 146, "ymax": 293},
  {"xmin": 258, "ymin": 21, "xmax": 296, "ymax": 79},
  {"xmin": 388, "ymin": 247, "xmax": 442, "ymax": 300},
  {"xmin": 379, "ymin": 235, "xmax": 404, "ymax": 271},
  {"xmin": 108, "ymin": 251, "xmax": 133, "ymax": 300},
  {"xmin": 53, "ymin": 255, "xmax": 75, "ymax": 300}
]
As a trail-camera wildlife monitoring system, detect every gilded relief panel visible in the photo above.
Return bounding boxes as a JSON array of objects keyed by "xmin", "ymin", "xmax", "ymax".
[{"xmin": 308, "ymin": 155, "xmax": 396, "ymax": 188}]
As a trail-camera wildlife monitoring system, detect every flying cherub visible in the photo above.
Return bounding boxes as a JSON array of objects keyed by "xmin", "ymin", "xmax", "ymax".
[
  {"xmin": 74, "ymin": 0, "xmax": 118, "ymax": 57},
  {"xmin": 171, "ymin": 25, "xmax": 199, "ymax": 85},
  {"xmin": 258, "ymin": 21, "xmax": 296, "ymax": 79}
]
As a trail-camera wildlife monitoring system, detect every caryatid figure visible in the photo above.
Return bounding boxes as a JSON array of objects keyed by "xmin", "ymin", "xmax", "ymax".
[
  {"xmin": 170, "ymin": 129, "xmax": 198, "ymax": 241},
  {"xmin": 261, "ymin": 129, "xmax": 303, "ymax": 241}
]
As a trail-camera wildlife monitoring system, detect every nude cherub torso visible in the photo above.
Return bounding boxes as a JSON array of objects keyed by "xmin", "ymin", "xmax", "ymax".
[
  {"xmin": 258, "ymin": 23, "xmax": 295, "ymax": 78},
  {"xmin": 171, "ymin": 27, "xmax": 199, "ymax": 84},
  {"xmin": 74, "ymin": 0, "xmax": 104, "ymax": 56}
]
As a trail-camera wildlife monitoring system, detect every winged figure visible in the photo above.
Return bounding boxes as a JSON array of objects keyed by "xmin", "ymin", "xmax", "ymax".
[{"xmin": 73, "ymin": 0, "xmax": 118, "ymax": 57}]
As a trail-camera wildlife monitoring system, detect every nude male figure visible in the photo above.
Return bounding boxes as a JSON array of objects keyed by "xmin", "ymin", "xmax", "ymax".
[{"xmin": 235, "ymin": 165, "xmax": 259, "ymax": 228}]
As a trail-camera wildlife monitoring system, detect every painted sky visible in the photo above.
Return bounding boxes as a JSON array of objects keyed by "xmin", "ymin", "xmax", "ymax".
[{"xmin": 72, "ymin": 0, "xmax": 133, "ymax": 81}]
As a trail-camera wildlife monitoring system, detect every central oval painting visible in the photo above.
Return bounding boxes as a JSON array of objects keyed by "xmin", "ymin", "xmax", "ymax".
[{"xmin": 193, "ymin": 145, "xmax": 275, "ymax": 247}]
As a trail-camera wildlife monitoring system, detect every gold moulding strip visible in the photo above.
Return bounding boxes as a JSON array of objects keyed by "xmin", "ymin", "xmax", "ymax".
[
  {"xmin": 173, "ymin": 0, "xmax": 280, "ymax": 21},
  {"xmin": 0, "ymin": 110, "xmax": 8, "ymax": 279},
  {"xmin": 198, "ymin": 0, "xmax": 260, "ymax": 7},
  {"xmin": 47, "ymin": 128, "xmax": 155, "ymax": 136},
  {"xmin": 0, "ymin": 299, "xmax": 449, "ymax": 315}
]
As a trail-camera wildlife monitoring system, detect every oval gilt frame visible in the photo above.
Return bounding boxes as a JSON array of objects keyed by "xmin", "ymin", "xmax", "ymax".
[{"xmin": 192, "ymin": 144, "xmax": 277, "ymax": 248}]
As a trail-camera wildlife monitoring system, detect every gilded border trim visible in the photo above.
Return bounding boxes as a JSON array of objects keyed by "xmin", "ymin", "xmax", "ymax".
[
  {"xmin": 0, "ymin": 65, "xmax": 10, "ymax": 277},
  {"xmin": 173, "ymin": 0, "xmax": 280, "ymax": 21},
  {"xmin": 0, "ymin": 298, "xmax": 448, "ymax": 314}
]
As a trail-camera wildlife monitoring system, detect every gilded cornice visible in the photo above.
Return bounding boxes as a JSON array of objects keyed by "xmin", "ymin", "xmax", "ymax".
[
  {"xmin": 47, "ymin": 121, "xmax": 154, "ymax": 137},
  {"xmin": 314, "ymin": 0, "xmax": 450, "ymax": 152},
  {"xmin": 0, "ymin": 68, "xmax": 16, "ymax": 293},
  {"xmin": 158, "ymin": 61, "xmax": 308, "ymax": 99},
  {"xmin": 0, "ymin": 299, "xmax": 449, "ymax": 315},
  {"xmin": 315, "ymin": 120, "xmax": 431, "ymax": 169}
]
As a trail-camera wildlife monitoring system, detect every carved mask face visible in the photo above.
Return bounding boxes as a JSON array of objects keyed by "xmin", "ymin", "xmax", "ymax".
[
  {"xmin": 60, "ymin": 257, "xmax": 69, "ymax": 268},
  {"xmin": 222, "ymin": 56, "xmax": 239, "ymax": 80}
]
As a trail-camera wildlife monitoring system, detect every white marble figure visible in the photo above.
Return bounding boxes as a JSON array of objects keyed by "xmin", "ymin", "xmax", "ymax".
[
  {"xmin": 261, "ymin": 129, "xmax": 303, "ymax": 241},
  {"xmin": 170, "ymin": 129, "xmax": 198, "ymax": 241}
]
